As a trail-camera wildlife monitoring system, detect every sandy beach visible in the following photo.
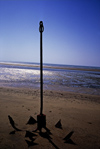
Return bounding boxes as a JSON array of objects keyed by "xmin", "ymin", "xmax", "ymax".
[{"xmin": 0, "ymin": 87, "xmax": 100, "ymax": 149}]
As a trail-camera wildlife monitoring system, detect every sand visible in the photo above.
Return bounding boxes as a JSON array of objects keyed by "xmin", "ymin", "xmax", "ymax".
[
  {"xmin": 0, "ymin": 87, "xmax": 100, "ymax": 149},
  {"xmin": 1, "ymin": 62, "xmax": 100, "ymax": 72}
]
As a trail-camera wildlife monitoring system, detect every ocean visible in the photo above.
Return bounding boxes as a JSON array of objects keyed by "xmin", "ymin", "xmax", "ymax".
[{"xmin": 0, "ymin": 61, "xmax": 100, "ymax": 95}]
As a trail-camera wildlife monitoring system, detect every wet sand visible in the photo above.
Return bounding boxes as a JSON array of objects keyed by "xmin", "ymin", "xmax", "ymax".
[
  {"xmin": 1, "ymin": 62, "xmax": 100, "ymax": 72},
  {"xmin": 0, "ymin": 87, "xmax": 100, "ymax": 149}
]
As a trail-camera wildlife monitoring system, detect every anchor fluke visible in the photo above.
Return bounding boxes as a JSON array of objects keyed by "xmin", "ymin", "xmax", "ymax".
[
  {"xmin": 8, "ymin": 115, "xmax": 22, "ymax": 131},
  {"xmin": 25, "ymin": 131, "xmax": 37, "ymax": 141},
  {"xmin": 25, "ymin": 140, "xmax": 38, "ymax": 147},
  {"xmin": 26, "ymin": 116, "xmax": 37, "ymax": 125},
  {"xmin": 63, "ymin": 131, "xmax": 76, "ymax": 145},
  {"xmin": 55, "ymin": 119, "xmax": 62, "ymax": 129},
  {"xmin": 63, "ymin": 131, "xmax": 74, "ymax": 140}
]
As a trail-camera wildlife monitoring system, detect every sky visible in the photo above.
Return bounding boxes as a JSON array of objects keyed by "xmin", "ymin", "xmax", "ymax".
[{"xmin": 0, "ymin": 0, "xmax": 100, "ymax": 67}]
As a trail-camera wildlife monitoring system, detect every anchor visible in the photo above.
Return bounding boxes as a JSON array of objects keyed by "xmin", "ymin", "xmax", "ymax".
[{"xmin": 8, "ymin": 21, "xmax": 76, "ymax": 148}]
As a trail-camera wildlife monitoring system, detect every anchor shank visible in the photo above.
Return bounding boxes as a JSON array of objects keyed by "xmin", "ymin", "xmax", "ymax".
[
  {"xmin": 40, "ymin": 30, "xmax": 43, "ymax": 115},
  {"xmin": 39, "ymin": 21, "xmax": 44, "ymax": 115}
]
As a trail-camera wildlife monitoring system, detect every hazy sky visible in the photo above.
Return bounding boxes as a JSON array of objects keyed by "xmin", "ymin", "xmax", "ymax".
[{"xmin": 0, "ymin": 0, "xmax": 100, "ymax": 67}]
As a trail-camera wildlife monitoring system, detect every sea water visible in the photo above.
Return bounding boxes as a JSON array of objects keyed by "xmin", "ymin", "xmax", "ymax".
[{"xmin": 0, "ymin": 61, "xmax": 100, "ymax": 95}]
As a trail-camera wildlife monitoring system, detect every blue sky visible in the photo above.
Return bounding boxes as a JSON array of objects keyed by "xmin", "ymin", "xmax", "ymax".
[{"xmin": 0, "ymin": 0, "xmax": 100, "ymax": 67}]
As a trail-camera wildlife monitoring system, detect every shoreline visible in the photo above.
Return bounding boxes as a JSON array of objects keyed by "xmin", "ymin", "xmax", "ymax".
[
  {"xmin": 0, "ymin": 86, "xmax": 100, "ymax": 103},
  {"xmin": 0, "ymin": 62, "xmax": 100, "ymax": 72},
  {"xmin": 0, "ymin": 83, "xmax": 100, "ymax": 96}
]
